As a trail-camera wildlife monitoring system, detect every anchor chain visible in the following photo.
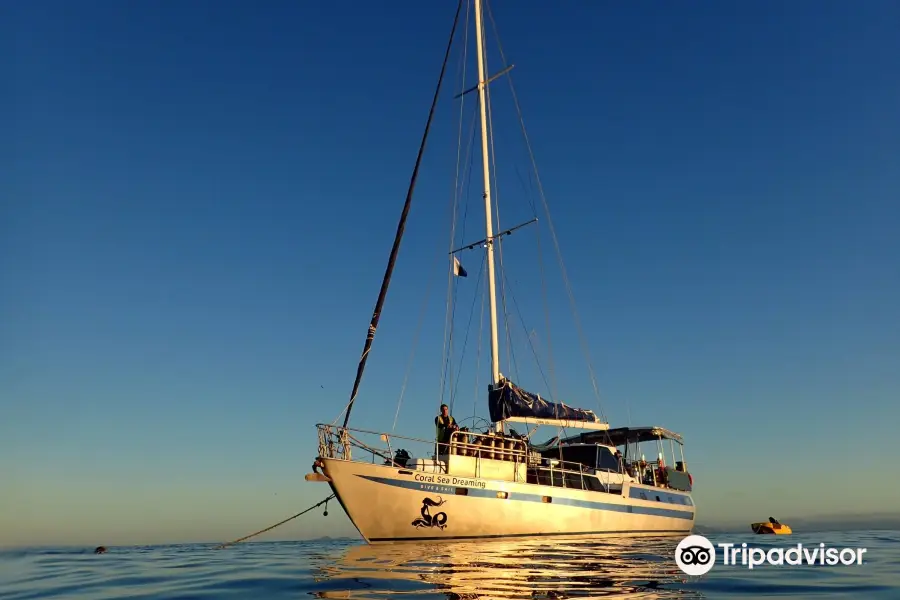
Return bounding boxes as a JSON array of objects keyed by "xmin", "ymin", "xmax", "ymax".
[{"xmin": 215, "ymin": 494, "xmax": 335, "ymax": 549}]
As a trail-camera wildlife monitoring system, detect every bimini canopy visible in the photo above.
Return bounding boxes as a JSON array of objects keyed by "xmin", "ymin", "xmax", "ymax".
[
  {"xmin": 488, "ymin": 377, "xmax": 601, "ymax": 424},
  {"xmin": 559, "ymin": 426, "xmax": 684, "ymax": 447}
]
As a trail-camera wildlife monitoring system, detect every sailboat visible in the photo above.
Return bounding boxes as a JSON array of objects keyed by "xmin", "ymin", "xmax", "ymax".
[{"xmin": 305, "ymin": 0, "xmax": 696, "ymax": 543}]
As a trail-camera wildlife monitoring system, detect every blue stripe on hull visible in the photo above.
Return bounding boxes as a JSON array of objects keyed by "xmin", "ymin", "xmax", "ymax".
[
  {"xmin": 628, "ymin": 485, "xmax": 695, "ymax": 507},
  {"xmin": 368, "ymin": 529, "xmax": 691, "ymax": 542},
  {"xmin": 356, "ymin": 474, "xmax": 695, "ymax": 521}
]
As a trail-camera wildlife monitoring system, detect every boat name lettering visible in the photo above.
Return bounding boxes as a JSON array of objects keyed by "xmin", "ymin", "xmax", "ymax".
[{"xmin": 412, "ymin": 474, "xmax": 486, "ymax": 489}]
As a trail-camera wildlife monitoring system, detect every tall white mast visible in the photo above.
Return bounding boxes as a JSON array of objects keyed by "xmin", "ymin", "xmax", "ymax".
[{"xmin": 473, "ymin": 0, "xmax": 502, "ymax": 395}]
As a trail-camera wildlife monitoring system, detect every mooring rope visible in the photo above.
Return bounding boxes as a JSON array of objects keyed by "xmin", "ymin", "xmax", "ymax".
[{"xmin": 215, "ymin": 494, "xmax": 336, "ymax": 549}]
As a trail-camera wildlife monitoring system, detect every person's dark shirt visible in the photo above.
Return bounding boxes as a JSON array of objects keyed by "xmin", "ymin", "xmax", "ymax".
[{"xmin": 435, "ymin": 414, "xmax": 456, "ymax": 443}]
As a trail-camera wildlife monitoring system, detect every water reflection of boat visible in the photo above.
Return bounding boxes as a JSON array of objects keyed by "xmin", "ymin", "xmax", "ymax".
[{"xmin": 314, "ymin": 537, "xmax": 704, "ymax": 599}]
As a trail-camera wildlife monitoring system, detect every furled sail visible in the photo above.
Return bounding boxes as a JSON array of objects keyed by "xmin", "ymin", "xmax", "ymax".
[{"xmin": 487, "ymin": 378, "xmax": 600, "ymax": 423}]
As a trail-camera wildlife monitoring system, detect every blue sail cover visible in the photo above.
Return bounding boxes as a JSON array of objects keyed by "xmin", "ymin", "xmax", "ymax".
[{"xmin": 488, "ymin": 378, "xmax": 600, "ymax": 423}]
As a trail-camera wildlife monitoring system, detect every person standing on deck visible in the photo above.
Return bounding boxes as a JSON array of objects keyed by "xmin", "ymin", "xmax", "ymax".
[{"xmin": 435, "ymin": 403, "xmax": 458, "ymax": 456}]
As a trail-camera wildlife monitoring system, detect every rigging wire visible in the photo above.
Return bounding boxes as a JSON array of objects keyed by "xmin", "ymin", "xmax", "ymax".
[
  {"xmin": 481, "ymin": 11, "xmax": 520, "ymax": 385},
  {"xmin": 499, "ymin": 268, "xmax": 552, "ymax": 395},
  {"xmin": 485, "ymin": 0, "xmax": 609, "ymax": 423},
  {"xmin": 395, "ymin": 106, "xmax": 476, "ymax": 428},
  {"xmin": 440, "ymin": 0, "xmax": 473, "ymax": 413},
  {"xmin": 448, "ymin": 252, "xmax": 487, "ymax": 412},
  {"xmin": 442, "ymin": 108, "xmax": 478, "ymax": 411},
  {"xmin": 512, "ymin": 162, "xmax": 559, "ymax": 404},
  {"xmin": 472, "ymin": 269, "xmax": 487, "ymax": 420},
  {"xmin": 336, "ymin": 0, "xmax": 465, "ymax": 428},
  {"xmin": 215, "ymin": 494, "xmax": 335, "ymax": 550},
  {"xmin": 391, "ymin": 16, "xmax": 476, "ymax": 428},
  {"xmin": 392, "ymin": 251, "xmax": 441, "ymax": 432}
]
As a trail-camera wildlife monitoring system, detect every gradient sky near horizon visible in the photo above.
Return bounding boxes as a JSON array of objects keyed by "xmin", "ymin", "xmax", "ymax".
[{"xmin": 3, "ymin": 0, "xmax": 899, "ymax": 547}]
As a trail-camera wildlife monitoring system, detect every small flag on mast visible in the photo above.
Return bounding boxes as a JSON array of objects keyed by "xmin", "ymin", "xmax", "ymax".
[{"xmin": 452, "ymin": 256, "xmax": 468, "ymax": 277}]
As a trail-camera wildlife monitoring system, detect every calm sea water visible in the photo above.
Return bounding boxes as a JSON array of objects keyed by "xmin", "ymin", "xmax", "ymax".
[{"xmin": 1, "ymin": 530, "xmax": 897, "ymax": 599}]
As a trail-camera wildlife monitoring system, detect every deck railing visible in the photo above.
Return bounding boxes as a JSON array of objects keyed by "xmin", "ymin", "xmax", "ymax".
[
  {"xmin": 316, "ymin": 423, "xmax": 442, "ymax": 466},
  {"xmin": 315, "ymin": 424, "xmax": 677, "ymax": 494},
  {"xmin": 529, "ymin": 458, "xmax": 615, "ymax": 493}
]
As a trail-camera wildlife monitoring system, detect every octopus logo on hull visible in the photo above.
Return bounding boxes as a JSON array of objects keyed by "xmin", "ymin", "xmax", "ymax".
[{"xmin": 411, "ymin": 496, "xmax": 448, "ymax": 530}]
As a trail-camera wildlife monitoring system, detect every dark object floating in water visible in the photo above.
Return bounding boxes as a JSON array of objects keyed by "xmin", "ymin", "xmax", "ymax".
[{"xmin": 94, "ymin": 546, "xmax": 107, "ymax": 554}]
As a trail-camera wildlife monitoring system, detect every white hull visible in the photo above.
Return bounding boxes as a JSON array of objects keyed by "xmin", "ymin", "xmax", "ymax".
[{"xmin": 320, "ymin": 458, "xmax": 695, "ymax": 543}]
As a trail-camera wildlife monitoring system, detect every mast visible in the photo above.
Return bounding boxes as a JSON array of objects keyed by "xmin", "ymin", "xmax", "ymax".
[{"xmin": 473, "ymin": 0, "xmax": 502, "ymax": 400}]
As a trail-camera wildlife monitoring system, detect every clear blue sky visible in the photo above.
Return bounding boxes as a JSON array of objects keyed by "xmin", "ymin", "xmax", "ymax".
[{"xmin": 3, "ymin": 0, "xmax": 898, "ymax": 547}]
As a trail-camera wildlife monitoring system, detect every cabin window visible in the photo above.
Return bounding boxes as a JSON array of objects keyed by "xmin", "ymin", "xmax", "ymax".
[
  {"xmin": 583, "ymin": 475, "xmax": 606, "ymax": 492},
  {"xmin": 564, "ymin": 472, "xmax": 585, "ymax": 490},
  {"xmin": 596, "ymin": 448, "xmax": 621, "ymax": 473},
  {"xmin": 544, "ymin": 445, "xmax": 596, "ymax": 468}
]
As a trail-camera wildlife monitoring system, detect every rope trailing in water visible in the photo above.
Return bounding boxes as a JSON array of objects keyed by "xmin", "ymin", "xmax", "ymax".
[{"xmin": 215, "ymin": 494, "xmax": 336, "ymax": 550}]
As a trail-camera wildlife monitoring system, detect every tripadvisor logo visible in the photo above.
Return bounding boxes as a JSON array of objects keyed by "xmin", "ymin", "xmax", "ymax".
[
  {"xmin": 675, "ymin": 534, "xmax": 868, "ymax": 574},
  {"xmin": 675, "ymin": 535, "xmax": 716, "ymax": 576}
]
